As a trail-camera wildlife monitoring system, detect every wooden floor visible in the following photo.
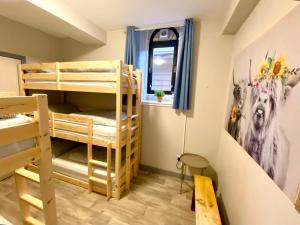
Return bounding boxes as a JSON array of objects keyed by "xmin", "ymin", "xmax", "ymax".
[{"xmin": 0, "ymin": 170, "xmax": 195, "ymax": 225}]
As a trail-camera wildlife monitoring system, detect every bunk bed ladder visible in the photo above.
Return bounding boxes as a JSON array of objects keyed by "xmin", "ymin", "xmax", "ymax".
[
  {"xmin": 15, "ymin": 168, "xmax": 43, "ymax": 224},
  {"xmin": 15, "ymin": 166, "xmax": 56, "ymax": 225},
  {"xmin": 87, "ymin": 132, "xmax": 112, "ymax": 200}
]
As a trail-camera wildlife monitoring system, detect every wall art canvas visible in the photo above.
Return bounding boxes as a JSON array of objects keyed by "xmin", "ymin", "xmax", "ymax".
[{"xmin": 225, "ymin": 5, "xmax": 300, "ymax": 203}]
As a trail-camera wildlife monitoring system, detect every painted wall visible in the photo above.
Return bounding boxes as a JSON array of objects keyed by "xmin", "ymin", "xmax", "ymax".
[
  {"xmin": 62, "ymin": 20, "xmax": 233, "ymax": 173},
  {"xmin": 62, "ymin": 29, "xmax": 126, "ymax": 61},
  {"xmin": 216, "ymin": 0, "xmax": 300, "ymax": 224},
  {"xmin": 0, "ymin": 15, "xmax": 62, "ymax": 62}
]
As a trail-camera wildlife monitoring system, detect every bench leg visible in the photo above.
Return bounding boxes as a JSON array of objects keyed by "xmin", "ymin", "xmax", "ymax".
[{"xmin": 191, "ymin": 187, "xmax": 195, "ymax": 211}]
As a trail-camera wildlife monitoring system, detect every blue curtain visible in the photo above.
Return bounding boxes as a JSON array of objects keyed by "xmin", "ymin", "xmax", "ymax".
[
  {"xmin": 173, "ymin": 19, "xmax": 194, "ymax": 110},
  {"xmin": 124, "ymin": 26, "xmax": 139, "ymax": 68}
]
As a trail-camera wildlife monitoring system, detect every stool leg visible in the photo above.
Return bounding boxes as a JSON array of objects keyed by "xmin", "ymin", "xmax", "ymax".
[{"xmin": 180, "ymin": 164, "xmax": 186, "ymax": 194}]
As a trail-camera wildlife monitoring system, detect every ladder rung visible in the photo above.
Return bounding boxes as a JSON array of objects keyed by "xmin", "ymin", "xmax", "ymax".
[
  {"xmin": 131, "ymin": 147, "xmax": 138, "ymax": 156},
  {"xmin": 20, "ymin": 194, "xmax": 43, "ymax": 210},
  {"xmin": 15, "ymin": 168, "xmax": 40, "ymax": 183},
  {"xmin": 131, "ymin": 136, "xmax": 137, "ymax": 143},
  {"xmin": 131, "ymin": 157, "xmax": 137, "ymax": 166},
  {"xmin": 25, "ymin": 216, "xmax": 44, "ymax": 225},
  {"xmin": 89, "ymin": 159, "xmax": 107, "ymax": 168},
  {"xmin": 131, "ymin": 126, "xmax": 138, "ymax": 132},
  {"xmin": 131, "ymin": 114, "xmax": 139, "ymax": 119},
  {"xmin": 90, "ymin": 176, "xmax": 107, "ymax": 185}
]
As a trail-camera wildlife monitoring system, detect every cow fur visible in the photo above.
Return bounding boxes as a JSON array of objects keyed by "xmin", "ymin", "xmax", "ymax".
[{"xmin": 244, "ymin": 75, "xmax": 300, "ymax": 189}]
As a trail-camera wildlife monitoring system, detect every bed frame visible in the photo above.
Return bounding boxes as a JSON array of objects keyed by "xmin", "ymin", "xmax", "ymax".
[
  {"xmin": 19, "ymin": 60, "xmax": 142, "ymax": 199},
  {"xmin": 0, "ymin": 93, "xmax": 57, "ymax": 225}
]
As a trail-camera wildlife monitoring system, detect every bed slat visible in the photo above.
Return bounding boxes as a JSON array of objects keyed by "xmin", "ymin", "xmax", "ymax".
[
  {"xmin": 0, "ymin": 96, "xmax": 37, "ymax": 114},
  {"xmin": 50, "ymin": 120, "xmax": 89, "ymax": 134},
  {"xmin": 23, "ymin": 73, "xmax": 118, "ymax": 82},
  {"xmin": 21, "ymin": 63, "xmax": 56, "ymax": 70},
  {"xmin": 0, "ymin": 122, "xmax": 39, "ymax": 147},
  {"xmin": 23, "ymin": 73, "xmax": 57, "ymax": 80},
  {"xmin": 0, "ymin": 147, "xmax": 40, "ymax": 178},
  {"xmin": 59, "ymin": 60, "xmax": 120, "ymax": 70}
]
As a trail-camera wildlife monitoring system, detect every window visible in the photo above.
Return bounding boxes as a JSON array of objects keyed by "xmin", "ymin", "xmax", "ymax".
[{"xmin": 147, "ymin": 28, "xmax": 179, "ymax": 95}]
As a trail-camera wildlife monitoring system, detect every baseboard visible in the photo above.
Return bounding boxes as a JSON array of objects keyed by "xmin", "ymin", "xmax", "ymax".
[{"xmin": 140, "ymin": 164, "xmax": 193, "ymax": 181}]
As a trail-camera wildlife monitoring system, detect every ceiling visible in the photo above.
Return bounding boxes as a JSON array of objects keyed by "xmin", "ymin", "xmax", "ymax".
[
  {"xmin": 0, "ymin": 0, "xmax": 256, "ymax": 45},
  {"xmin": 61, "ymin": 0, "xmax": 233, "ymax": 30},
  {"xmin": 0, "ymin": 0, "xmax": 106, "ymax": 44}
]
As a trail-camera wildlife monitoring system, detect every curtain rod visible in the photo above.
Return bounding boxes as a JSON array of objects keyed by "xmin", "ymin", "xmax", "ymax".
[{"xmin": 135, "ymin": 21, "xmax": 184, "ymax": 31}]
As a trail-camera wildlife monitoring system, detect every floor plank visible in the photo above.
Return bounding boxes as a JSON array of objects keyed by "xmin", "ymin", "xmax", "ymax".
[{"xmin": 0, "ymin": 170, "xmax": 195, "ymax": 225}]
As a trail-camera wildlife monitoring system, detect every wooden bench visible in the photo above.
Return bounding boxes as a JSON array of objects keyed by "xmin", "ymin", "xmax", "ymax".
[{"xmin": 194, "ymin": 175, "xmax": 221, "ymax": 225}]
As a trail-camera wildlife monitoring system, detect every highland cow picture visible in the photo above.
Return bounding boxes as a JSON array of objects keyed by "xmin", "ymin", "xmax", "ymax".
[{"xmin": 225, "ymin": 5, "xmax": 300, "ymax": 203}]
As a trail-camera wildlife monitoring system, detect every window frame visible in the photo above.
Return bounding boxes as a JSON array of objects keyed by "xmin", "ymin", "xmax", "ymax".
[{"xmin": 147, "ymin": 28, "xmax": 179, "ymax": 95}]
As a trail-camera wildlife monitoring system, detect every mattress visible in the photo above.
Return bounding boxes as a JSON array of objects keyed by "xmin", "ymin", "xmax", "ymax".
[
  {"xmin": 0, "ymin": 115, "xmax": 35, "ymax": 159},
  {"xmin": 48, "ymin": 104, "xmax": 79, "ymax": 114},
  {"xmin": 51, "ymin": 138, "xmax": 79, "ymax": 158},
  {"xmin": 52, "ymin": 145, "xmax": 124, "ymax": 182}
]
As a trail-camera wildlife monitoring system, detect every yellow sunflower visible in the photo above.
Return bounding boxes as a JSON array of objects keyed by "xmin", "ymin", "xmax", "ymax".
[
  {"xmin": 256, "ymin": 59, "xmax": 269, "ymax": 79},
  {"xmin": 231, "ymin": 106, "xmax": 237, "ymax": 123},
  {"xmin": 270, "ymin": 53, "xmax": 286, "ymax": 78}
]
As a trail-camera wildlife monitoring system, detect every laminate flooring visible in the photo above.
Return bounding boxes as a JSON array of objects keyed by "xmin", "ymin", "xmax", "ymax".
[{"xmin": 0, "ymin": 170, "xmax": 195, "ymax": 225}]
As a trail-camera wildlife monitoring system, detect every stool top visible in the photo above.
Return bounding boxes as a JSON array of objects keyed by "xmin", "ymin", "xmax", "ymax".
[{"xmin": 180, "ymin": 153, "xmax": 209, "ymax": 168}]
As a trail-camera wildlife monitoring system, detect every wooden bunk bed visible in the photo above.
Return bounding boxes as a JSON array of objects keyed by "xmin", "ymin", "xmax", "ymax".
[
  {"xmin": 19, "ymin": 60, "xmax": 142, "ymax": 199},
  {"xmin": 0, "ymin": 93, "xmax": 57, "ymax": 225}
]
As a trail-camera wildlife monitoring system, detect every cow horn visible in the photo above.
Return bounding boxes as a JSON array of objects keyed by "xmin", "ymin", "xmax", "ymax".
[
  {"xmin": 248, "ymin": 59, "xmax": 253, "ymax": 86},
  {"xmin": 265, "ymin": 50, "xmax": 269, "ymax": 60},
  {"xmin": 233, "ymin": 70, "xmax": 236, "ymax": 86}
]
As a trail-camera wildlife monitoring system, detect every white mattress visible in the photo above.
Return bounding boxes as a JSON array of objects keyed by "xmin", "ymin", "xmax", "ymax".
[
  {"xmin": 0, "ymin": 114, "xmax": 32, "ymax": 128},
  {"xmin": 0, "ymin": 115, "xmax": 35, "ymax": 159},
  {"xmin": 52, "ymin": 145, "xmax": 118, "ymax": 183}
]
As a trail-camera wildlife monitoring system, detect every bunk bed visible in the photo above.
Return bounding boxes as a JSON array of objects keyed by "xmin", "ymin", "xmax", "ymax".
[
  {"xmin": 19, "ymin": 60, "xmax": 142, "ymax": 199},
  {"xmin": 0, "ymin": 93, "xmax": 57, "ymax": 225}
]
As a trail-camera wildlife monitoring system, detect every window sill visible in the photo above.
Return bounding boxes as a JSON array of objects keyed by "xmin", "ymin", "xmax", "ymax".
[{"xmin": 142, "ymin": 100, "xmax": 173, "ymax": 108}]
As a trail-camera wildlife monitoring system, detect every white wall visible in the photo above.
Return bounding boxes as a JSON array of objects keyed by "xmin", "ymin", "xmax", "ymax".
[
  {"xmin": 0, "ymin": 15, "xmax": 62, "ymax": 62},
  {"xmin": 62, "ymin": 20, "xmax": 233, "ymax": 173},
  {"xmin": 62, "ymin": 29, "xmax": 126, "ymax": 61},
  {"xmin": 216, "ymin": 0, "xmax": 300, "ymax": 224}
]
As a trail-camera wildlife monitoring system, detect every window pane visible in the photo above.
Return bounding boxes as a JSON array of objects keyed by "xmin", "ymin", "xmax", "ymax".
[{"xmin": 152, "ymin": 47, "xmax": 174, "ymax": 91}]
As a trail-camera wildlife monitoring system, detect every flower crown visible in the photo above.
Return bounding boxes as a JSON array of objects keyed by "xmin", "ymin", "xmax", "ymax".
[{"xmin": 255, "ymin": 53, "xmax": 299, "ymax": 86}]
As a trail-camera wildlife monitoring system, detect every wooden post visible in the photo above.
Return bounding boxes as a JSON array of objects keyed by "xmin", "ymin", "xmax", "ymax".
[
  {"xmin": 55, "ymin": 62, "xmax": 61, "ymax": 90},
  {"xmin": 125, "ymin": 65, "xmax": 133, "ymax": 190},
  {"xmin": 107, "ymin": 143, "xmax": 112, "ymax": 200},
  {"xmin": 134, "ymin": 69, "xmax": 142, "ymax": 177},
  {"xmin": 87, "ymin": 118, "xmax": 93, "ymax": 193},
  {"xmin": 18, "ymin": 64, "xmax": 25, "ymax": 96},
  {"xmin": 33, "ymin": 94, "xmax": 58, "ymax": 225},
  {"xmin": 115, "ymin": 60, "xmax": 123, "ymax": 199}
]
